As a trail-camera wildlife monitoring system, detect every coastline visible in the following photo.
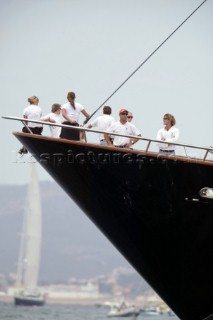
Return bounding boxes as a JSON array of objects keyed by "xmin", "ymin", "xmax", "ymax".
[
  {"xmin": 0, "ymin": 295, "xmax": 126, "ymax": 306},
  {"xmin": 0, "ymin": 294, "xmax": 159, "ymax": 307}
]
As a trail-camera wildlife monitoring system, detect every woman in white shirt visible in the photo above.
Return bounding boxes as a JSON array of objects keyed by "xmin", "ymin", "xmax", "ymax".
[
  {"xmin": 60, "ymin": 91, "xmax": 90, "ymax": 141},
  {"xmin": 156, "ymin": 113, "xmax": 180, "ymax": 156},
  {"xmin": 22, "ymin": 95, "xmax": 43, "ymax": 133},
  {"xmin": 19, "ymin": 96, "xmax": 43, "ymax": 154}
]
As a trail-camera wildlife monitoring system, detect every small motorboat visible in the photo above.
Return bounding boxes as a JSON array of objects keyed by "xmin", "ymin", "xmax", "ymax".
[
  {"xmin": 140, "ymin": 307, "xmax": 160, "ymax": 316},
  {"xmin": 107, "ymin": 301, "xmax": 140, "ymax": 318}
]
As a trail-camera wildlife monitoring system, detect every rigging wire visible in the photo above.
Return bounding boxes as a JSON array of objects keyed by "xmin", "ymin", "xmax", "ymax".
[{"xmin": 84, "ymin": 0, "xmax": 208, "ymax": 124}]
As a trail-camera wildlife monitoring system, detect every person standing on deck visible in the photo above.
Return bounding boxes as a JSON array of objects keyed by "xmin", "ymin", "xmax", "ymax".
[
  {"xmin": 40, "ymin": 103, "xmax": 62, "ymax": 138},
  {"xmin": 18, "ymin": 96, "xmax": 43, "ymax": 155},
  {"xmin": 60, "ymin": 91, "xmax": 90, "ymax": 140},
  {"xmin": 156, "ymin": 113, "xmax": 179, "ymax": 156},
  {"xmin": 127, "ymin": 111, "xmax": 141, "ymax": 139},
  {"xmin": 104, "ymin": 109, "xmax": 141, "ymax": 148},
  {"xmin": 127, "ymin": 111, "xmax": 133, "ymax": 122},
  {"xmin": 87, "ymin": 106, "xmax": 115, "ymax": 145}
]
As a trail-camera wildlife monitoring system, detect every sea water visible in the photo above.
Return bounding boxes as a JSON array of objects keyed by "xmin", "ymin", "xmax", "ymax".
[{"xmin": 0, "ymin": 302, "xmax": 179, "ymax": 320}]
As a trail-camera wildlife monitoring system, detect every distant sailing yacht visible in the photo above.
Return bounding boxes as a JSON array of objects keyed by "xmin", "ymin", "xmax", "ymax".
[{"xmin": 14, "ymin": 163, "xmax": 45, "ymax": 306}]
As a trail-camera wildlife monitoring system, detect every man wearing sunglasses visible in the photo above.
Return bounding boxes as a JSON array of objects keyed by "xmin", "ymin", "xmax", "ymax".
[
  {"xmin": 127, "ymin": 112, "xmax": 133, "ymax": 122},
  {"xmin": 104, "ymin": 108, "xmax": 141, "ymax": 148}
]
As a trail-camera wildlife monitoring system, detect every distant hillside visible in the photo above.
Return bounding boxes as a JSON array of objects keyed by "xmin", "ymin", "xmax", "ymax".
[{"xmin": 0, "ymin": 181, "xmax": 137, "ymax": 283}]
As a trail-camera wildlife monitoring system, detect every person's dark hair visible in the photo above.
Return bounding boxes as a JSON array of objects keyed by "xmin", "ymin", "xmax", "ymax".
[
  {"xmin": 52, "ymin": 103, "xmax": 61, "ymax": 113},
  {"xmin": 103, "ymin": 106, "xmax": 111, "ymax": 115},
  {"xmin": 67, "ymin": 92, "xmax": 76, "ymax": 109}
]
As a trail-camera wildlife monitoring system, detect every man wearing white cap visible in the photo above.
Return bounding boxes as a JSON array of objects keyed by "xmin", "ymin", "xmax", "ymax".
[{"xmin": 104, "ymin": 108, "xmax": 141, "ymax": 148}]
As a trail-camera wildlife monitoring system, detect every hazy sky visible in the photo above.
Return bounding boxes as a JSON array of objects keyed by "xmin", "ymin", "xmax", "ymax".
[{"xmin": 1, "ymin": 0, "xmax": 212, "ymax": 185}]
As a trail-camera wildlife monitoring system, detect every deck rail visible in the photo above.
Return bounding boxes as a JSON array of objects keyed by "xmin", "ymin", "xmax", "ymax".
[{"xmin": 2, "ymin": 115, "xmax": 213, "ymax": 161}]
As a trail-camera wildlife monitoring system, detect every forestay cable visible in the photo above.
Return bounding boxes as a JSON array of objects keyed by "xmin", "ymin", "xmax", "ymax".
[{"xmin": 85, "ymin": 0, "xmax": 208, "ymax": 124}]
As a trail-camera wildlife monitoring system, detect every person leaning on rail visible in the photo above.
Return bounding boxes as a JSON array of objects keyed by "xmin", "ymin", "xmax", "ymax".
[
  {"xmin": 156, "ymin": 113, "xmax": 180, "ymax": 156},
  {"xmin": 40, "ymin": 103, "xmax": 62, "ymax": 138},
  {"xmin": 60, "ymin": 91, "xmax": 90, "ymax": 141},
  {"xmin": 18, "ymin": 95, "xmax": 43, "ymax": 155},
  {"xmin": 127, "ymin": 111, "xmax": 141, "ymax": 139},
  {"xmin": 87, "ymin": 106, "xmax": 115, "ymax": 145},
  {"xmin": 104, "ymin": 108, "xmax": 141, "ymax": 148}
]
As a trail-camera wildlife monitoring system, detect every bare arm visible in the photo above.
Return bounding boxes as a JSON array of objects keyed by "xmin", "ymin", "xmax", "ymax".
[
  {"xmin": 40, "ymin": 115, "xmax": 56, "ymax": 123},
  {"xmin": 125, "ymin": 125, "xmax": 142, "ymax": 147},
  {"xmin": 125, "ymin": 134, "xmax": 142, "ymax": 148},
  {"xmin": 104, "ymin": 133, "xmax": 113, "ymax": 146},
  {"xmin": 81, "ymin": 109, "xmax": 90, "ymax": 119},
  {"xmin": 132, "ymin": 133, "xmax": 141, "ymax": 144}
]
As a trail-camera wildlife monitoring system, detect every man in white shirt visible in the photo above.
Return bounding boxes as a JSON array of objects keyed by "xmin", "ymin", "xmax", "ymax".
[
  {"xmin": 41, "ymin": 104, "xmax": 62, "ymax": 138},
  {"xmin": 127, "ymin": 111, "xmax": 140, "ymax": 139},
  {"xmin": 87, "ymin": 106, "xmax": 115, "ymax": 145},
  {"xmin": 156, "ymin": 113, "xmax": 180, "ymax": 156},
  {"xmin": 104, "ymin": 109, "xmax": 141, "ymax": 148},
  {"xmin": 127, "ymin": 111, "xmax": 133, "ymax": 122}
]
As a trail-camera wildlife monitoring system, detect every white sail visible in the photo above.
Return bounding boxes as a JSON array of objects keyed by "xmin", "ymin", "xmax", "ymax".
[
  {"xmin": 15, "ymin": 163, "xmax": 44, "ymax": 306},
  {"xmin": 23, "ymin": 163, "xmax": 42, "ymax": 289}
]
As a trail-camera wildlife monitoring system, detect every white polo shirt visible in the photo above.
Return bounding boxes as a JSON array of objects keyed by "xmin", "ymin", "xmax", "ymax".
[
  {"xmin": 107, "ymin": 121, "xmax": 140, "ymax": 146},
  {"xmin": 156, "ymin": 126, "xmax": 180, "ymax": 151},
  {"xmin": 91, "ymin": 114, "xmax": 115, "ymax": 141}
]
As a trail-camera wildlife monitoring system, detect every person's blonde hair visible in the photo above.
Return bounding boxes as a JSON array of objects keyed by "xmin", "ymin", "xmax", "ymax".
[
  {"xmin": 51, "ymin": 103, "xmax": 61, "ymax": 113},
  {"xmin": 164, "ymin": 113, "xmax": 176, "ymax": 126},
  {"xmin": 28, "ymin": 96, "xmax": 39, "ymax": 104}
]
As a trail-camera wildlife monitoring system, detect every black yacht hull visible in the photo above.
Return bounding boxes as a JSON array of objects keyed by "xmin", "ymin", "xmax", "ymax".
[
  {"xmin": 14, "ymin": 133, "xmax": 213, "ymax": 320},
  {"xmin": 14, "ymin": 295, "xmax": 45, "ymax": 306}
]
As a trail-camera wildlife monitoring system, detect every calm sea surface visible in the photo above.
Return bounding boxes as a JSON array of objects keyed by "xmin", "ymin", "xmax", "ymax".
[{"xmin": 0, "ymin": 302, "xmax": 179, "ymax": 320}]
